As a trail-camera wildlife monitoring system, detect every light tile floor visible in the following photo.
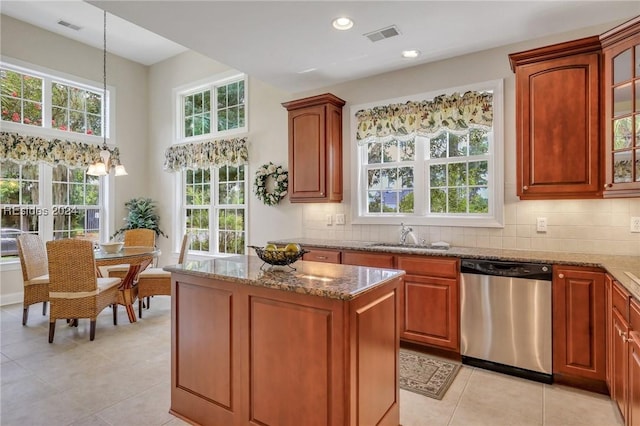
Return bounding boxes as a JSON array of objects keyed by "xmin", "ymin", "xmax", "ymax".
[{"xmin": 1, "ymin": 298, "xmax": 624, "ymax": 426}]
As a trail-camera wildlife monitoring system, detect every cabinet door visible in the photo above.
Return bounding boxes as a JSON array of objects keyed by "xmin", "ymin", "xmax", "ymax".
[
  {"xmin": 288, "ymin": 105, "xmax": 327, "ymax": 201},
  {"xmin": 612, "ymin": 307, "xmax": 629, "ymax": 420},
  {"xmin": 552, "ymin": 267, "xmax": 606, "ymax": 381},
  {"xmin": 601, "ymin": 18, "xmax": 640, "ymax": 197},
  {"xmin": 630, "ymin": 330, "xmax": 640, "ymax": 426},
  {"xmin": 515, "ymin": 51, "xmax": 601, "ymax": 199},
  {"xmin": 400, "ymin": 274, "xmax": 459, "ymax": 351}
]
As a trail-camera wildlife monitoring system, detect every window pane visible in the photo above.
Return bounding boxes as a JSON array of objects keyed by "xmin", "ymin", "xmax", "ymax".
[
  {"xmin": 367, "ymin": 143, "xmax": 382, "ymax": 164},
  {"xmin": 69, "ymin": 87, "xmax": 84, "ymax": 111},
  {"xmin": 469, "ymin": 129, "xmax": 489, "ymax": 155},
  {"xmin": 399, "ymin": 139, "xmax": 415, "ymax": 161},
  {"xmin": 469, "ymin": 161, "xmax": 488, "ymax": 185},
  {"xmin": 184, "ymin": 94, "xmax": 193, "ymax": 116},
  {"xmin": 613, "ymin": 151, "xmax": 632, "ymax": 183},
  {"xmin": 613, "ymin": 83, "xmax": 633, "ymax": 117},
  {"xmin": 194, "ymin": 92, "xmax": 203, "ymax": 114},
  {"xmin": 399, "ymin": 167, "xmax": 413, "ymax": 188},
  {"xmin": 382, "ymin": 191, "xmax": 396, "ymax": 212},
  {"xmin": 23, "ymin": 101, "xmax": 42, "ymax": 126},
  {"xmin": 448, "ymin": 187, "xmax": 468, "ymax": 213},
  {"xmin": 217, "ymin": 109, "xmax": 227, "ymax": 131},
  {"xmin": 217, "ymin": 86, "xmax": 227, "ymax": 108},
  {"xmin": 368, "ymin": 191, "xmax": 381, "ymax": 213},
  {"xmin": 430, "ymin": 164, "xmax": 446, "ymax": 187},
  {"xmin": 228, "ymin": 82, "xmax": 238, "ymax": 106},
  {"xmin": 429, "ymin": 134, "xmax": 447, "ymax": 159},
  {"xmin": 469, "ymin": 187, "xmax": 489, "ymax": 213},
  {"xmin": 430, "ymin": 188, "xmax": 446, "ymax": 213},
  {"xmin": 368, "ymin": 169, "xmax": 381, "ymax": 190},
  {"xmin": 87, "ymin": 92, "xmax": 100, "ymax": 114},
  {"xmin": 613, "ymin": 49, "xmax": 632, "ymax": 85},
  {"xmin": 614, "ymin": 117, "xmax": 633, "ymax": 149},
  {"xmin": 448, "ymin": 163, "xmax": 466, "ymax": 187},
  {"xmin": 399, "ymin": 190, "xmax": 414, "ymax": 213},
  {"xmin": 381, "ymin": 168, "xmax": 397, "ymax": 189},
  {"xmin": 52, "ymin": 83, "xmax": 67, "ymax": 107},
  {"xmin": 219, "ymin": 183, "xmax": 228, "ymax": 204},
  {"xmin": 383, "ymin": 140, "xmax": 397, "ymax": 162},
  {"xmin": 448, "ymin": 133, "xmax": 467, "ymax": 157}
]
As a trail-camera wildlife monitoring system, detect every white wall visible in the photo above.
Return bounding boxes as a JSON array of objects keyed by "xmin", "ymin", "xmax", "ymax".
[
  {"xmin": 293, "ymin": 19, "xmax": 640, "ymax": 256},
  {"xmin": 146, "ymin": 51, "xmax": 303, "ymax": 265}
]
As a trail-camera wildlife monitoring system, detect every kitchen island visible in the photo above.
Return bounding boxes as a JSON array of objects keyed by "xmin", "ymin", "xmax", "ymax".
[{"xmin": 164, "ymin": 255, "xmax": 405, "ymax": 426}]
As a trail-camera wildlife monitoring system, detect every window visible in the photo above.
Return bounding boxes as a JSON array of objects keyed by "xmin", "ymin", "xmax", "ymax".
[
  {"xmin": 352, "ymin": 80, "xmax": 503, "ymax": 227},
  {"xmin": 1, "ymin": 161, "xmax": 104, "ymax": 258},
  {"xmin": 0, "ymin": 60, "xmax": 111, "ymax": 260},
  {"xmin": 179, "ymin": 75, "xmax": 246, "ymax": 140},
  {"xmin": 51, "ymin": 165, "xmax": 100, "ymax": 240},
  {"xmin": 183, "ymin": 165, "xmax": 247, "ymax": 255},
  {"xmin": 1, "ymin": 63, "xmax": 105, "ymax": 139}
]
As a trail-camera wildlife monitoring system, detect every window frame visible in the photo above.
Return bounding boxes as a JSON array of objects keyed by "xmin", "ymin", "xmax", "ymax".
[
  {"xmin": 179, "ymin": 165, "xmax": 248, "ymax": 257},
  {"xmin": 0, "ymin": 58, "xmax": 115, "ymax": 265},
  {"xmin": 174, "ymin": 71, "xmax": 248, "ymax": 144},
  {"xmin": 350, "ymin": 79, "xmax": 504, "ymax": 228},
  {"xmin": 1, "ymin": 57, "xmax": 115, "ymax": 145}
]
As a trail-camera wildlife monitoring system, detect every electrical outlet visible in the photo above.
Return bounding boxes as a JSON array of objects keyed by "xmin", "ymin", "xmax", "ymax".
[
  {"xmin": 631, "ymin": 217, "xmax": 640, "ymax": 233},
  {"xmin": 335, "ymin": 213, "xmax": 345, "ymax": 225},
  {"xmin": 536, "ymin": 217, "xmax": 548, "ymax": 233},
  {"xmin": 326, "ymin": 214, "xmax": 333, "ymax": 226}
]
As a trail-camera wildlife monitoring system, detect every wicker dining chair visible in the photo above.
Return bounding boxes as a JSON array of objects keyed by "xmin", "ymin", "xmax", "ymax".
[
  {"xmin": 137, "ymin": 234, "xmax": 189, "ymax": 318},
  {"xmin": 46, "ymin": 239, "xmax": 121, "ymax": 343},
  {"xmin": 16, "ymin": 234, "xmax": 50, "ymax": 326},
  {"xmin": 105, "ymin": 229, "xmax": 156, "ymax": 278}
]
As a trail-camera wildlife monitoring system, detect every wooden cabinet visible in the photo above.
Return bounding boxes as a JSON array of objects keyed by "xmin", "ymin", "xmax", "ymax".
[
  {"xmin": 282, "ymin": 93, "xmax": 345, "ymax": 203},
  {"xmin": 509, "ymin": 37, "xmax": 602, "ymax": 199},
  {"xmin": 342, "ymin": 251, "xmax": 394, "ymax": 268},
  {"xmin": 552, "ymin": 266, "xmax": 606, "ymax": 390},
  {"xmin": 629, "ymin": 299, "xmax": 640, "ymax": 426},
  {"xmin": 608, "ymin": 277, "xmax": 640, "ymax": 425},
  {"xmin": 601, "ymin": 16, "xmax": 640, "ymax": 197},
  {"xmin": 397, "ymin": 256, "xmax": 459, "ymax": 351},
  {"xmin": 170, "ymin": 268, "xmax": 402, "ymax": 426},
  {"xmin": 302, "ymin": 248, "xmax": 341, "ymax": 264}
]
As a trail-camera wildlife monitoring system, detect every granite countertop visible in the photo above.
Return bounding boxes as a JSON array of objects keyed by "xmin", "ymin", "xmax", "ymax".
[
  {"xmin": 163, "ymin": 254, "xmax": 405, "ymax": 301},
  {"xmin": 270, "ymin": 238, "xmax": 640, "ymax": 301}
]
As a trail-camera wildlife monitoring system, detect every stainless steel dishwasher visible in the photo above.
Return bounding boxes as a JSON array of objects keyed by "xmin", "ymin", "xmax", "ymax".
[{"xmin": 460, "ymin": 259, "xmax": 553, "ymax": 383}]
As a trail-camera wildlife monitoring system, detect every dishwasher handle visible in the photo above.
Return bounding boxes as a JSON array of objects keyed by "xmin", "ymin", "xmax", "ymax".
[{"xmin": 461, "ymin": 259, "xmax": 552, "ymax": 280}]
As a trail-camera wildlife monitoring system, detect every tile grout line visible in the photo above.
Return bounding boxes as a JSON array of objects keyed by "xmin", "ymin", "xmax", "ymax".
[{"xmin": 447, "ymin": 365, "xmax": 475, "ymax": 426}]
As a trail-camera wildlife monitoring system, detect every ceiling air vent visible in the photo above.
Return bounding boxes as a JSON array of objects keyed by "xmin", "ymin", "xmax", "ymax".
[
  {"xmin": 364, "ymin": 25, "xmax": 401, "ymax": 42},
  {"xmin": 57, "ymin": 20, "xmax": 82, "ymax": 31}
]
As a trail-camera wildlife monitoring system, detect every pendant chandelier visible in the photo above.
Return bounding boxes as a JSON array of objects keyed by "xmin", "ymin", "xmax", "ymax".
[{"xmin": 88, "ymin": 10, "xmax": 127, "ymax": 177}]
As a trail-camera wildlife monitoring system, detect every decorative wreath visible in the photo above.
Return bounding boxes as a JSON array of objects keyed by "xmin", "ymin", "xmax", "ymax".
[{"xmin": 253, "ymin": 162, "xmax": 288, "ymax": 206}]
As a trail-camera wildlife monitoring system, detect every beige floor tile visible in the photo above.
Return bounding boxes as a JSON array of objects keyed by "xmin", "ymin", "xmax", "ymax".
[
  {"xmin": 449, "ymin": 368, "xmax": 544, "ymax": 426},
  {"xmin": 96, "ymin": 381, "xmax": 175, "ymax": 426},
  {"xmin": 0, "ymin": 388, "xmax": 94, "ymax": 426},
  {"xmin": 544, "ymin": 384, "xmax": 623, "ymax": 426}
]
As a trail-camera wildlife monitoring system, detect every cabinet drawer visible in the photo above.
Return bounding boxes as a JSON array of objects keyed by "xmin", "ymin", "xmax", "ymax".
[
  {"xmin": 396, "ymin": 256, "xmax": 458, "ymax": 278},
  {"xmin": 302, "ymin": 249, "xmax": 341, "ymax": 264},
  {"xmin": 612, "ymin": 280, "xmax": 631, "ymax": 321},
  {"xmin": 342, "ymin": 251, "xmax": 394, "ymax": 268}
]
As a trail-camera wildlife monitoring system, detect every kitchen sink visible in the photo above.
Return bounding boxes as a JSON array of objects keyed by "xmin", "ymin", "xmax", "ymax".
[{"xmin": 367, "ymin": 242, "xmax": 451, "ymax": 251}]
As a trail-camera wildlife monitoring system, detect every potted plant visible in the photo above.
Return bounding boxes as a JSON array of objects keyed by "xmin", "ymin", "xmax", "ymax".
[{"xmin": 111, "ymin": 197, "xmax": 168, "ymax": 240}]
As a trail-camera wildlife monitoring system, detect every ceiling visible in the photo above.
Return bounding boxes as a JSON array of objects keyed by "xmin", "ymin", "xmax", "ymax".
[{"xmin": 2, "ymin": 1, "xmax": 640, "ymax": 93}]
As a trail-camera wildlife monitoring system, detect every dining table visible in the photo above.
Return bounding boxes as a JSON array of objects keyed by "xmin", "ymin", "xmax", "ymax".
[{"xmin": 94, "ymin": 246, "xmax": 160, "ymax": 323}]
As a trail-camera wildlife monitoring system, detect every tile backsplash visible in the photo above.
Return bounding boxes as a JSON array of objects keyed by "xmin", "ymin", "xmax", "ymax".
[{"xmin": 302, "ymin": 195, "xmax": 640, "ymax": 256}]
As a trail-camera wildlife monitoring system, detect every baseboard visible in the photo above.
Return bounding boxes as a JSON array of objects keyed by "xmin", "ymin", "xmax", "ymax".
[{"xmin": 0, "ymin": 292, "xmax": 23, "ymax": 306}]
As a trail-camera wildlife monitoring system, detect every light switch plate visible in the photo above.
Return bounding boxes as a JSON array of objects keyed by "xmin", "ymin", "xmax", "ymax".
[
  {"xmin": 336, "ymin": 213, "xmax": 345, "ymax": 225},
  {"xmin": 326, "ymin": 214, "xmax": 332, "ymax": 226},
  {"xmin": 631, "ymin": 217, "xmax": 640, "ymax": 233}
]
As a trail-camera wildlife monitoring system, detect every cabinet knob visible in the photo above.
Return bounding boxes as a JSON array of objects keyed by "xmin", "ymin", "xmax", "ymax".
[
  {"xmin": 522, "ymin": 186, "xmax": 529, "ymax": 191},
  {"xmin": 320, "ymin": 192, "xmax": 324, "ymax": 196},
  {"xmin": 558, "ymin": 273, "xmax": 564, "ymax": 279},
  {"xmin": 604, "ymin": 183, "xmax": 613, "ymax": 189}
]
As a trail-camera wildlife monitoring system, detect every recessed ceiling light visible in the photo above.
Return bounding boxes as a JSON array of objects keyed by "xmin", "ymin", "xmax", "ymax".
[
  {"xmin": 332, "ymin": 17, "xmax": 354, "ymax": 31},
  {"xmin": 401, "ymin": 49, "xmax": 421, "ymax": 59}
]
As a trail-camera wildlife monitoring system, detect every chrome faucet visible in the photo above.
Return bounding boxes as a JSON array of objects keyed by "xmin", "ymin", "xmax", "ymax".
[{"xmin": 399, "ymin": 223, "xmax": 413, "ymax": 245}]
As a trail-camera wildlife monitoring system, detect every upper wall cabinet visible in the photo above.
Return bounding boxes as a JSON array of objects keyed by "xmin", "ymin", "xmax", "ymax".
[
  {"xmin": 282, "ymin": 93, "xmax": 345, "ymax": 203},
  {"xmin": 509, "ymin": 37, "xmax": 602, "ymax": 199},
  {"xmin": 601, "ymin": 16, "xmax": 640, "ymax": 198}
]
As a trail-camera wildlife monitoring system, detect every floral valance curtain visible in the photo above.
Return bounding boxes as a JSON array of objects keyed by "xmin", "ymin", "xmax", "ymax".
[
  {"xmin": 0, "ymin": 131, "xmax": 121, "ymax": 168},
  {"xmin": 163, "ymin": 137, "xmax": 249, "ymax": 172},
  {"xmin": 355, "ymin": 91, "xmax": 494, "ymax": 144}
]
